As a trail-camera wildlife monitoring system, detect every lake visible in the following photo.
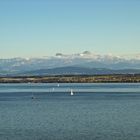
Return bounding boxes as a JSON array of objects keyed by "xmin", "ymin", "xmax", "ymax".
[{"xmin": 0, "ymin": 83, "xmax": 140, "ymax": 140}]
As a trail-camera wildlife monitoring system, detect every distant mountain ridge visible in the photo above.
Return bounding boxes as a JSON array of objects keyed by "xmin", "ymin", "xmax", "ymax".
[
  {"xmin": 21, "ymin": 66, "xmax": 140, "ymax": 76},
  {"xmin": 0, "ymin": 51, "xmax": 140, "ymax": 76}
]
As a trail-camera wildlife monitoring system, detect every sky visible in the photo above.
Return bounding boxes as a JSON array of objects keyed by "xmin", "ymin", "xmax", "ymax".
[{"xmin": 0, "ymin": 0, "xmax": 140, "ymax": 58}]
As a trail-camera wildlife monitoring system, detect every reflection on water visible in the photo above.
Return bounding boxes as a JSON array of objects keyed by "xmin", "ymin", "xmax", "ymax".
[{"xmin": 0, "ymin": 83, "xmax": 140, "ymax": 140}]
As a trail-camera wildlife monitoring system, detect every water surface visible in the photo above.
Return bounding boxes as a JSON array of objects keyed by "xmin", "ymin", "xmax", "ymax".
[{"xmin": 0, "ymin": 83, "xmax": 140, "ymax": 140}]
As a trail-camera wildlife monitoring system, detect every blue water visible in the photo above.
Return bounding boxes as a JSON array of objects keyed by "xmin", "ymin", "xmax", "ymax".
[{"xmin": 0, "ymin": 83, "xmax": 140, "ymax": 140}]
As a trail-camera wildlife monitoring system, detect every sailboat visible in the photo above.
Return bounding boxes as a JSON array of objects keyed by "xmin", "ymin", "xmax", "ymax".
[{"xmin": 70, "ymin": 89, "xmax": 74, "ymax": 96}]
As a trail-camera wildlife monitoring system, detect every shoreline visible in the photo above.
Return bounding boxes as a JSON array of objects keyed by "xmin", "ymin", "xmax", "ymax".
[{"xmin": 0, "ymin": 74, "xmax": 140, "ymax": 83}]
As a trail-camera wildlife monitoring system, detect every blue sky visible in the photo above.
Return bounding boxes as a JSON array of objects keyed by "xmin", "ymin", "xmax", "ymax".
[{"xmin": 0, "ymin": 0, "xmax": 140, "ymax": 58}]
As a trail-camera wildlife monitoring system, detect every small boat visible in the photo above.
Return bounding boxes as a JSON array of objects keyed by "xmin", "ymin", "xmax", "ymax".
[
  {"xmin": 57, "ymin": 84, "xmax": 60, "ymax": 87},
  {"xmin": 31, "ymin": 94, "xmax": 36, "ymax": 99},
  {"xmin": 70, "ymin": 89, "xmax": 74, "ymax": 96}
]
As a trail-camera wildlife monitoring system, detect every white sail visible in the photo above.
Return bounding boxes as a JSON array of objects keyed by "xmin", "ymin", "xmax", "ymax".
[{"xmin": 71, "ymin": 89, "xmax": 74, "ymax": 96}]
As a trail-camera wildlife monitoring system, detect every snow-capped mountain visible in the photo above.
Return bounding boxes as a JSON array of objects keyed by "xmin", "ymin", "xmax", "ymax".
[{"xmin": 0, "ymin": 51, "xmax": 140, "ymax": 75}]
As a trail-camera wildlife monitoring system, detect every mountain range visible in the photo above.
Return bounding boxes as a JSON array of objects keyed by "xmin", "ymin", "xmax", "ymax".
[{"xmin": 0, "ymin": 51, "xmax": 140, "ymax": 76}]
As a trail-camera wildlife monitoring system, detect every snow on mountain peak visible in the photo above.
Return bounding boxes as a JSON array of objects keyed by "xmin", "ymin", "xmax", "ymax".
[{"xmin": 0, "ymin": 52, "xmax": 139, "ymax": 75}]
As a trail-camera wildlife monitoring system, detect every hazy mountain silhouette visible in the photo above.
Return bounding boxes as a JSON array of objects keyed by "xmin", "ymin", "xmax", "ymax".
[{"xmin": 0, "ymin": 52, "xmax": 140, "ymax": 76}]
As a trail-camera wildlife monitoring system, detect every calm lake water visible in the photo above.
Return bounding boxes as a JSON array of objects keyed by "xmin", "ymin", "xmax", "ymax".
[{"xmin": 0, "ymin": 83, "xmax": 140, "ymax": 140}]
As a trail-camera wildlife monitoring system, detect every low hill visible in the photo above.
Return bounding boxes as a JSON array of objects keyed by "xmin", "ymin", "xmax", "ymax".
[{"xmin": 20, "ymin": 66, "xmax": 140, "ymax": 76}]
